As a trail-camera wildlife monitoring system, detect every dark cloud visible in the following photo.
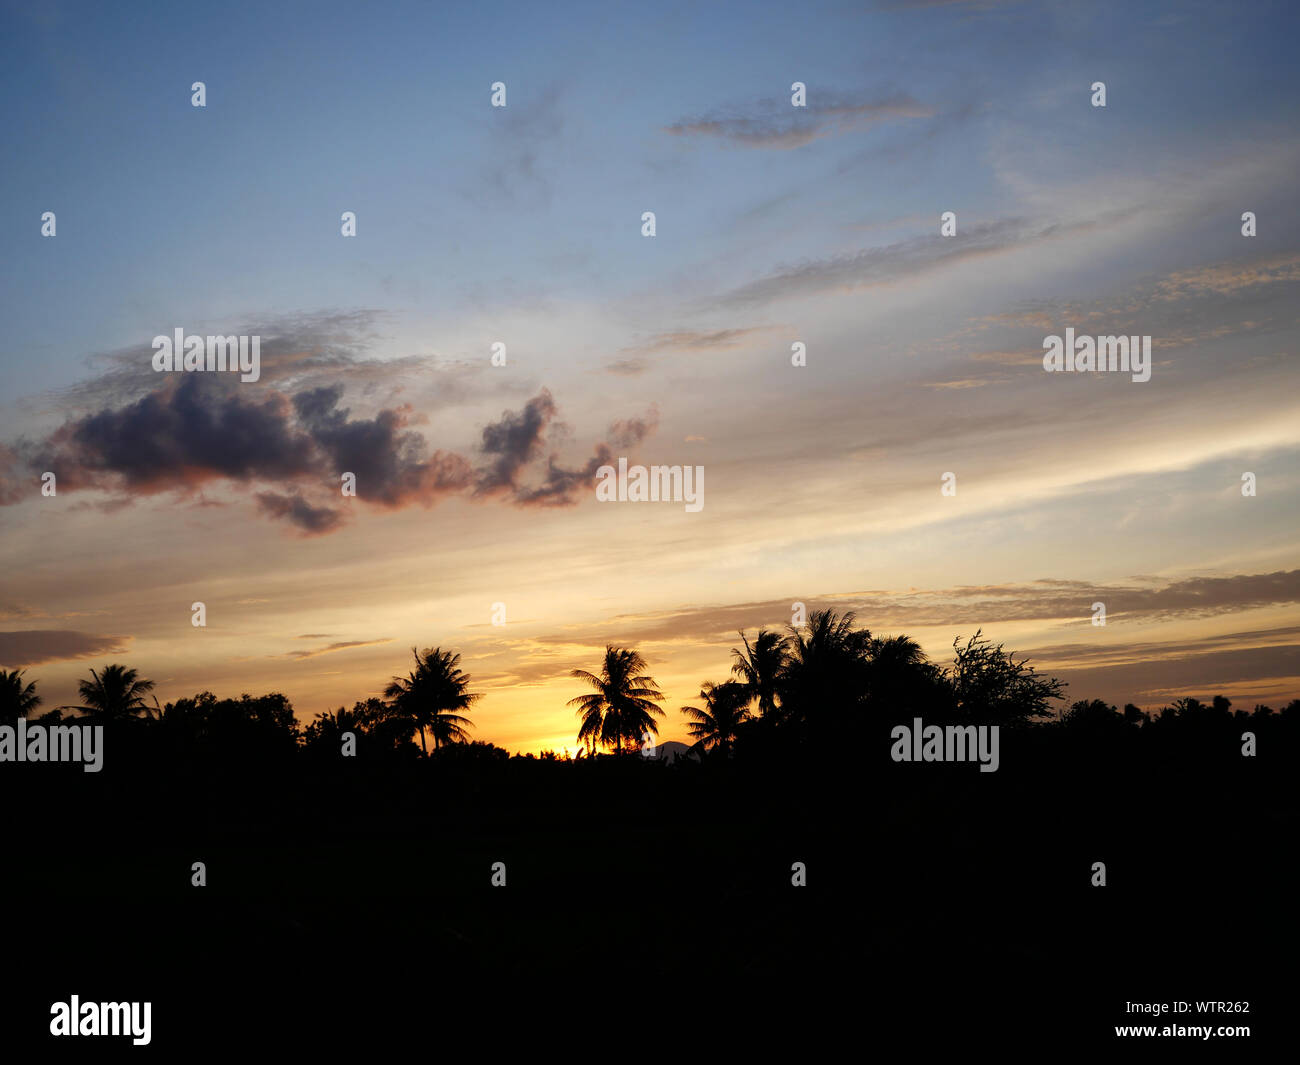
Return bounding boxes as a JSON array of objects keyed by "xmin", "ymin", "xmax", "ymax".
[
  {"xmin": 512, "ymin": 445, "xmax": 614, "ymax": 508},
  {"xmin": 291, "ymin": 385, "xmax": 474, "ymax": 507},
  {"xmin": 26, "ymin": 374, "xmax": 318, "ymax": 494},
  {"xmin": 476, "ymin": 393, "xmax": 659, "ymax": 507},
  {"xmin": 254, "ymin": 491, "xmax": 346, "ymax": 535},
  {"xmin": 476, "ymin": 389, "xmax": 559, "ymax": 496},
  {"xmin": 3, "ymin": 369, "xmax": 649, "ymax": 531},
  {"xmin": 0, "ymin": 629, "xmax": 129, "ymax": 668}
]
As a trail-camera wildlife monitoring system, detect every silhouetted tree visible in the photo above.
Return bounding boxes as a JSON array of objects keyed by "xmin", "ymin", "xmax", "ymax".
[
  {"xmin": 384, "ymin": 647, "xmax": 479, "ymax": 755},
  {"xmin": 70, "ymin": 664, "xmax": 155, "ymax": 722},
  {"xmin": 946, "ymin": 630, "xmax": 1064, "ymax": 725},
  {"xmin": 303, "ymin": 697, "xmax": 422, "ymax": 758},
  {"xmin": 156, "ymin": 691, "xmax": 301, "ymax": 757},
  {"xmin": 1123, "ymin": 703, "xmax": 1147, "ymax": 726},
  {"xmin": 1157, "ymin": 697, "xmax": 1206, "ymax": 723},
  {"xmin": 681, "ymin": 680, "xmax": 751, "ymax": 755},
  {"xmin": 778, "ymin": 610, "xmax": 872, "ymax": 735},
  {"xmin": 0, "ymin": 668, "xmax": 40, "ymax": 725},
  {"xmin": 731, "ymin": 628, "xmax": 789, "ymax": 718},
  {"xmin": 1061, "ymin": 699, "xmax": 1124, "ymax": 729},
  {"xmin": 863, "ymin": 634, "xmax": 949, "ymax": 718},
  {"xmin": 303, "ymin": 704, "xmax": 365, "ymax": 749},
  {"xmin": 569, "ymin": 646, "xmax": 665, "ymax": 754}
]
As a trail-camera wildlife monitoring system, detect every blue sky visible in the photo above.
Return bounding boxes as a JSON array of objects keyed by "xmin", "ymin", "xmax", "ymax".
[{"xmin": 7, "ymin": 0, "xmax": 1296, "ymax": 398}]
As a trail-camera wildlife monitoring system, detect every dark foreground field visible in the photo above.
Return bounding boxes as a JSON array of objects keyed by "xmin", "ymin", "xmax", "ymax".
[{"xmin": 4, "ymin": 711, "xmax": 1294, "ymax": 1054}]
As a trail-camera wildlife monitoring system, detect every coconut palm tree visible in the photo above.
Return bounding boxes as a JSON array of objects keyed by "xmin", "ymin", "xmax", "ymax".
[
  {"xmin": 72, "ymin": 664, "xmax": 155, "ymax": 722},
  {"xmin": 730, "ymin": 628, "xmax": 789, "ymax": 718},
  {"xmin": 681, "ymin": 680, "xmax": 751, "ymax": 755},
  {"xmin": 0, "ymin": 669, "xmax": 41, "ymax": 725},
  {"xmin": 384, "ymin": 647, "xmax": 479, "ymax": 755},
  {"xmin": 568, "ymin": 646, "xmax": 665, "ymax": 754},
  {"xmin": 863, "ymin": 633, "xmax": 946, "ymax": 713},
  {"xmin": 779, "ymin": 610, "xmax": 872, "ymax": 733}
]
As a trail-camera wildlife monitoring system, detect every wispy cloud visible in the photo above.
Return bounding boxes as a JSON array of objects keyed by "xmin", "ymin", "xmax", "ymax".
[
  {"xmin": 530, "ymin": 570, "xmax": 1300, "ymax": 648},
  {"xmin": 665, "ymin": 91, "xmax": 931, "ymax": 149},
  {"xmin": 718, "ymin": 214, "xmax": 1130, "ymax": 307},
  {"xmin": 617, "ymin": 326, "xmax": 782, "ymax": 356},
  {"xmin": 283, "ymin": 639, "xmax": 394, "ymax": 661}
]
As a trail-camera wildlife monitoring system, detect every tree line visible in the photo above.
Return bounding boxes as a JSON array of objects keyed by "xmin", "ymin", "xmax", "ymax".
[{"xmin": 2, "ymin": 610, "xmax": 1296, "ymax": 760}]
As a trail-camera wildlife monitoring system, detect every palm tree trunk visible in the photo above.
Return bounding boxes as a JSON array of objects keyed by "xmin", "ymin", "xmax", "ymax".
[{"xmin": 419, "ymin": 726, "xmax": 428, "ymax": 757}]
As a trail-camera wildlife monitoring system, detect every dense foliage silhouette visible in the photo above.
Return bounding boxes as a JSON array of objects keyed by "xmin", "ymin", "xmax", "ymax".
[{"xmin": 3, "ymin": 611, "xmax": 1294, "ymax": 1051}]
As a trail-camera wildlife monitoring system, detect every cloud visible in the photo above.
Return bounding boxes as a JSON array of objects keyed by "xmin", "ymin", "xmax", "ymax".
[
  {"xmin": 1031, "ymin": 625, "xmax": 1300, "ymax": 670},
  {"xmin": 1150, "ymin": 253, "xmax": 1300, "ymax": 301},
  {"xmin": 513, "ymin": 402, "xmax": 660, "ymax": 507},
  {"xmin": 466, "ymin": 82, "xmax": 565, "ymax": 206},
  {"xmin": 290, "ymin": 384, "xmax": 474, "ymax": 508},
  {"xmin": 52, "ymin": 311, "xmax": 398, "ymax": 413},
  {"xmin": 834, "ymin": 570, "xmax": 1300, "ymax": 627},
  {"xmin": 665, "ymin": 91, "xmax": 931, "ymax": 149},
  {"xmin": 528, "ymin": 571, "xmax": 1300, "ymax": 649},
  {"xmin": 283, "ymin": 638, "xmax": 394, "ymax": 661},
  {"xmin": 27, "ymin": 374, "xmax": 319, "ymax": 494},
  {"xmin": 476, "ymin": 391, "xmax": 658, "ymax": 507},
  {"xmin": 511, "ymin": 446, "xmax": 614, "ymax": 508},
  {"xmin": 255, "ymin": 491, "xmax": 347, "ymax": 535},
  {"xmin": 4, "ymin": 363, "xmax": 651, "ymax": 530},
  {"xmin": 606, "ymin": 406, "xmax": 660, "ymax": 448},
  {"xmin": 603, "ymin": 327, "xmax": 784, "ymax": 375},
  {"xmin": 617, "ymin": 326, "xmax": 782, "ymax": 357},
  {"xmin": 718, "ymin": 216, "xmax": 1081, "ymax": 307},
  {"xmin": 1035, "ymin": 626, "xmax": 1300, "ymax": 708},
  {"xmin": 937, "ymin": 247, "xmax": 1300, "ymax": 389},
  {"xmin": 968, "ymin": 349, "xmax": 1042, "ymax": 367},
  {"xmin": 923, "ymin": 378, "xmax": 990, "ymax": 390},
  {"xmin": 475, "ymin": 389, "xmax": 559, "ymax": 496},
  {"xmin": 0, "ymin": 630, "xmax": 129, "ymax": 667}
]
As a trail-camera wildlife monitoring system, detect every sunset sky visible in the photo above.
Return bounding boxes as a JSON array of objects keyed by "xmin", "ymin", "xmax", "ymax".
[{"xmin": 2, "ymin": 0, "xmax": 1298, "ymax": 752}]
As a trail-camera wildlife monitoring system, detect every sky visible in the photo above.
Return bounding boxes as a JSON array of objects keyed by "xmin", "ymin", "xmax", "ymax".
[{"xmin": 2, "ymin": 0, "xmax": 1298, "ymax": 752}]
